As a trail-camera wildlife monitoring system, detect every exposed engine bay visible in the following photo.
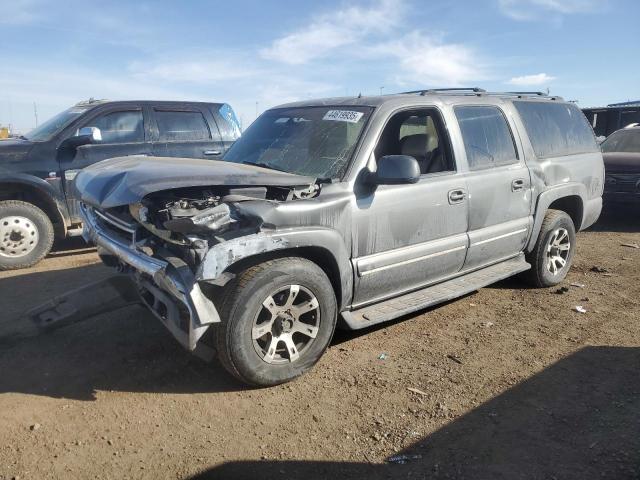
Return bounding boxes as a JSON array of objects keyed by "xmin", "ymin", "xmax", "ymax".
[{"xmin": 119, "ymin": 183, "xmax": 320, "ymax": 269}]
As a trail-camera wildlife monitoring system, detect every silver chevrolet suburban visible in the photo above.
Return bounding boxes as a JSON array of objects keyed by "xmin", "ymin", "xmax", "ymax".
[{"xmin": 75, "ymin": 88, "xmax": 604, "ymax": 386}]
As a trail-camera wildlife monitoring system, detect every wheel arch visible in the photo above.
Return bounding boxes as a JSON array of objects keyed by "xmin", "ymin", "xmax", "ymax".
[
  {"xmin": 0, "ymin": 175, "xmax": 70, "ymax": 238},
  {"xmin": 526, "ymin": 184, "xmax": 586, "ymax": 253},
  {"xmin": 197, "ymin": 230, "xmax": 353, "ymax": 311}
]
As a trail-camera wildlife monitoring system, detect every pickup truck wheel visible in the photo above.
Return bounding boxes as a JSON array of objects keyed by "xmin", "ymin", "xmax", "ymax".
[
  {"xmin": 0, "ymin": 200, "xmax": 54, "ymax": 271},
  {"xmin": 214, "ymin": 257, "xmax": 337, "ymax": 387},
  {"xmin": 524, "ymin": 209, "xmax": 576, "ymax": 288}
]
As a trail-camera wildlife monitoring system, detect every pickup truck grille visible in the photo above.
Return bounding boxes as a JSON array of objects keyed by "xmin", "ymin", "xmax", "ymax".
[{"xmin": 91, "ymin": 207, "xmax": 140, "ymax": 245}]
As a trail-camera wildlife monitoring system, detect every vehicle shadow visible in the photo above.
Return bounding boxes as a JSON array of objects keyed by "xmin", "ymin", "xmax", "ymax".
[
  {"xmin": 0, "ymin": 263, "xmax": 244, "ymax": 400},
  {"xmin": 188, "ymin": 346, "xmax": 640, "ymax": 480},
  {"xmin": 49, "ymin": 236, "xmax": 96, "ymax": 258}
]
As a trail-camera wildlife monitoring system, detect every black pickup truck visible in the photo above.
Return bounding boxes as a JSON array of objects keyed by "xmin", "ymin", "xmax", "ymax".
[{"xmin": 0, "ymin": 99, "xmax": 241, "ymax": 270}]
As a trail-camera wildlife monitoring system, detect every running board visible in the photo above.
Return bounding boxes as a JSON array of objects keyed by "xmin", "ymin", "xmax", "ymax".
[{"xmin": 342, "ymin": 254, "xmax": 531, "ymax": 330}]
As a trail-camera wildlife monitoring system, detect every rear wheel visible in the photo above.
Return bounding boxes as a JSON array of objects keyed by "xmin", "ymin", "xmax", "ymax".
[
  {"xmin": 524, "ymin": 209, "xmax": 576, "ymax": 287},
  {"xmin": 214, "ymin": 257, "xmax": 337, "ymax": 387},
  {"xmin": 0, "ymin": 200, "xmax": 54, "ymax": 271}
]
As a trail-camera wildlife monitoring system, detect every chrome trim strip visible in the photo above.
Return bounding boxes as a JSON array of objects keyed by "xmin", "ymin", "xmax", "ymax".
[
  {"xmin": 93, "ymin": 208, "xmax": 138, "ymax": 234},
  {"xmin": 471, "ymin": 228, "xmax": 528, "ymax": 247},
  {"xmin": 360, "ymin": 245, "xmax": 466, "ymax": 276}
]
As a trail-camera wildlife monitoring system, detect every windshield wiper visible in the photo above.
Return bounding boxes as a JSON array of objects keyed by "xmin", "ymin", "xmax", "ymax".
[{"xmin": 242, "ymin": 161, "xmax": 287, "ymax": 173}]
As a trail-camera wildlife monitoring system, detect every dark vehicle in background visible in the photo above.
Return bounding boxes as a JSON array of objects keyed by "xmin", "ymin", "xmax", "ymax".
[
  {"xmin": 0, "ymin": 99, "xmax": 241, "ymax": 270},
  {"xmin": 601, "ymin": 125, "xmax": 640, "ymax": 204},
  {"xmin": 583, "ymin": 100, "xmax": 640, "ymax": 138}
]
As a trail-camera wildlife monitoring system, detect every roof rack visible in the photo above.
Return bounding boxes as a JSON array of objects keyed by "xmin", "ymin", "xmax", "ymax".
[
  {"xmin": 397, "ymin": 88, "xmax": 562, "ymax": 101},
  {"xmin": 401, "ymin": 87, "xmax": 486, "ymax": 96}
]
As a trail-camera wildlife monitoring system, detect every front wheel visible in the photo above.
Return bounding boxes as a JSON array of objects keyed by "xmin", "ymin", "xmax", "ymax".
[
  {"xmin": 0, "ymin": 200, "xmax": 54, "ymax": 271},
  {"xmin": 524, "ymin": 209, "xmax": 576, "ymax": 287},
  {"xmin": 214, "ymin": 257, "xmax": 337, "ymax": 387}
]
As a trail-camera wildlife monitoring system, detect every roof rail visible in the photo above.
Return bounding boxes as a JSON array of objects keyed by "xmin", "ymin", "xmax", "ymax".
[
  {"xmin": 401, "ymin": 87, "xmax": 486, "ymax": 96},
  {"xmin": 506, "ymin": 91, "xmax": 547, "ymax": 96}
]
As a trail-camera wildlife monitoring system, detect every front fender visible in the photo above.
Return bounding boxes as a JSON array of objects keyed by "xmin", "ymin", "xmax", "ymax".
[
  {"xmin": 196, "ymin": 228, "xmax": 353, "ymax": 309},
  {"xmin": 0, "ymin": 173, "xmax": 70, "ymax": 227}
]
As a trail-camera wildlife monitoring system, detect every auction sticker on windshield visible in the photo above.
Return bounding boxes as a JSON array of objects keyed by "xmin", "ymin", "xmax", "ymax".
[{"xmin": 323, "ymin": 110, "xmax": 364, "ymax": 123}]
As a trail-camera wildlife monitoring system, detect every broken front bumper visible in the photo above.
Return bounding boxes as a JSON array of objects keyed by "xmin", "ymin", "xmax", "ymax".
[{"xmin": 80, "ymin": 203, "xmax": 220, "ymax": 351}]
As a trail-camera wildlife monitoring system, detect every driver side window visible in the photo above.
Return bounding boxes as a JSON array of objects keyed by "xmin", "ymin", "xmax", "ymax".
[
  {"xmin": 375, "ymin": 109, "xmax": 454, "ymax": 175},
  {"xmin": 85, "ymin": 110, "xmax": 144, "ymax": 144}
]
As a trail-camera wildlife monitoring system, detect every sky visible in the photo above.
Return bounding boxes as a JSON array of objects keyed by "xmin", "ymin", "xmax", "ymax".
[{"xmin": 1, "ymin": 0, "xmax": 638, "ymax": 133}]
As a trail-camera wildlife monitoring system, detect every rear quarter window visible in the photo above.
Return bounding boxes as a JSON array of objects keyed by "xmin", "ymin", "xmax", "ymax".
[{"xmin": 514, "ymin": 101, "xmax": 598, "ymax": 158}]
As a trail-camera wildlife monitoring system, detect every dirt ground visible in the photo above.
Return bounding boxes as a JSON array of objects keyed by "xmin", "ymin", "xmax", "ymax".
[{"xmin": 0, "ymin": 205, "xmax": 638, "ymax": 480}]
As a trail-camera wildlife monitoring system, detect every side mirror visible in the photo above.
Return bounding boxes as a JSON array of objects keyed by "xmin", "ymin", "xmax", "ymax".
[
  {"xmin": 371, "ymin": 155, "xmax": 420, "ymax": 185},
  {"xmin": 60, "ymin": 126, "xmax": 102, "ymax": 150}
]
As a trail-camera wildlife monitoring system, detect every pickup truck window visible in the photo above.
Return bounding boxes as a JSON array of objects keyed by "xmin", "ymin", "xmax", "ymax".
[
  {"xmin": 455, "ymin": 106, "xmax": 517, "ymax": 170},
  {"xmin": 514, "ymin": 101, "xmax": 597, "ymax": 158},
  {"xmin": 23, "ymin": 107, "xmax": 87, "ymax": 142},
  {"xmin": 155, "ymin": 110, "xmax": 211, "ymax": 142},
  {"xmin": 223, "ymin": 106, "xmax": 372, "ymax": 179},
  {"xmin": 90, "ymin": 110, "xmax": 144, "ymax": 144}
]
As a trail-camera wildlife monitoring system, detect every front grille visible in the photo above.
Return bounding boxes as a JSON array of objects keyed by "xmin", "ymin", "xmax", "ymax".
[{"xmin": 92, "ymin": 207, "xmax": 140, "ymax": 245}]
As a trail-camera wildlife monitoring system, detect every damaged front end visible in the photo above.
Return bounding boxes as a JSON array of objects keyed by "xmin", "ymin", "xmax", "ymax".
[{"xmin": 80, "ymin": 181, "xmax": 319, "ymax": 353}]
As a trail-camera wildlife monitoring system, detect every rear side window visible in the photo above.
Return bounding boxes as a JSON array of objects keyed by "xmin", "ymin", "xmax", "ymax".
[
  {"xmin": 155, "ymin": 110, "xmax": 211, "ymax": 141},
  {"xmin": 455, "ymin": 106, "xmax": 518, "ymax": 170},
  {"xmin": 513, "ymin": 101, "xmax": 597, "ymax": 157}
]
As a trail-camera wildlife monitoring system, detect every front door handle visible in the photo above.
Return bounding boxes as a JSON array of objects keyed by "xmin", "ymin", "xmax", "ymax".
[
  {"xmin": 203, "ymin": 150, "xmax": 222, "ymax": 156},
  {"xmin": 511, "ymin": 178, "xmax": 525, "ymax": 191},
  {"xmin": 448, "ymin": 189, "xmax": 467, "ymax": 204}
]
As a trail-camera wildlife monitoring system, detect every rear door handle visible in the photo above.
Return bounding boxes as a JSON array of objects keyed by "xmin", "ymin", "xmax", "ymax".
[
  {"xmin": 203, "ymin": 150, "xmax": 221, "ymax": 156},
  {"xmin": 511, "ymin": 178, "xmax": 525, "ymax": 191},
  {"xmin": 448, "ymin": 189, "xmax": 467, "ymax": 204}
]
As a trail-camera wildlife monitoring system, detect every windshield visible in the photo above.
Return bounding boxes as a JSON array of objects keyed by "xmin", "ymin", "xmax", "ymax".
[
  {"xmin": 601, "ymin": 129, "xmax": 640, "ymax": 153},
  {"xmin": 23, "ymin": 107, "xmax": 88, "ymax": 142},
  {"xmin": 223, "ymin": 106, "xmax": 372, "ymax": 179}
]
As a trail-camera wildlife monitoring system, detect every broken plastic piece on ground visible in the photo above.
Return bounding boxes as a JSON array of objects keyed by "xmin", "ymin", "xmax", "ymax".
[
  {"xmin": 387, "ymin": 454, "xmax": 423, "ymax": 464},
  {"xmin": 377, "ymin": 353, "xmax": 387, "ymax": 360},
  {"xmin": 570, "ymin": 282, "xmax": 585, "ymax": 288},
  {"xmin": 590, "ymin": 266, "xmax": 608, "ymax": 273},
  {"xmin": 574, "ymin": 305, "xmax": 587, "ymax": 314},
  {"xmin": 407, "ymin": 387, "xmax": 428, "ymax": 396},
  {"xmin": 620, "ymin": 243, "xmax": 639, "ymax": 249}
]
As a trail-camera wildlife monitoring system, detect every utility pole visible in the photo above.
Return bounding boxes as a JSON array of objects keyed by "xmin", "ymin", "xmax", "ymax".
[
  {"xmin": 380, "ymin": 86, "xmax": 385, "ymax": 96},
  {"xmin": 33, "ymin": 102, "xmax": 38, "ymax": 127},
  {"xmin": 255, "ymin": 101, "xmax": 259, "ymax": 121}
]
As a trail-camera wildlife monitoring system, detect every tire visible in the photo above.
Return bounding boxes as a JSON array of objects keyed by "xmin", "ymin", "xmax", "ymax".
[
  {"xmin": 0, "ymin": 200, "xmax": 54, "ymax": 271},
  {"xmin": 214, "ymin": 257, "xmax": 337, "ymax": 387},
  {"xmin": 524, "ymin": 209, "xmax": 576, "ymax": 288}
]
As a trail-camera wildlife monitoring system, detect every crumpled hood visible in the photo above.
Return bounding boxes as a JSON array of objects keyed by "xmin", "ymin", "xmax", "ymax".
[
  {"xmin": 603, "ymin": 152, "xmax": 640, "ymax": 174},
  {"xmin": 74, "ymin": 155, "xmax": 316, "ymax": 208},
  {"xmin": 0, "ymin": 138, "xmax": 34, "ymax": 164}
]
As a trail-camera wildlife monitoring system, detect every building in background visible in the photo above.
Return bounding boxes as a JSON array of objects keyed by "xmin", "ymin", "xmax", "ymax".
[{"xmin": 583, "ymin": 101, "xmax": 640, "ymax": 137}]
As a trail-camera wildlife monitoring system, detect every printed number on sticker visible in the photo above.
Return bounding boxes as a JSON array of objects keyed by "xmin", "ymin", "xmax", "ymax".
[{"xmin": 323, "ymin": 110, "xmax": 364, "ymax": 123}]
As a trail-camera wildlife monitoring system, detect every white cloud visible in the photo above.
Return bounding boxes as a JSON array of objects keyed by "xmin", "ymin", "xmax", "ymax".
[
  {"xmin": 260, "ymin": 0, "xmax": 403, "ymax": 64},
  {"xmin": 508, "ymin": 73, "xmax": 556, "ymax": 86},
  {"xmin": 498, "ymin": 0, "xmax": 603, "ymax": 20},
  {"xmin": 371, "ymin": 32, "xmax": 486, "ymax": 86}
]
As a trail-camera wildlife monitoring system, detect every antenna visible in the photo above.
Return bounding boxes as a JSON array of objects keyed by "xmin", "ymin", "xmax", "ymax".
[{"xmin": 33, "ymin": 102, "xmax": 38, "ymax": 127}]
